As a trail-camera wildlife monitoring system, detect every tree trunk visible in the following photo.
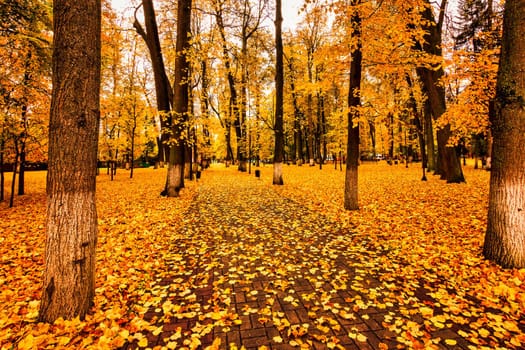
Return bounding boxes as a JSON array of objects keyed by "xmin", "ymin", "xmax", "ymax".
[
  {"xmin": 388, "ymin": 112, "xmax": 394, "ymax": 162},
  {"xmin": 306, "ymin": 94, "xmax": 315, "ymax": 165},
  {"xmin": 200, "ymin": 61, "xmax": 212, "ymax": 161},
  {"xmin": 423, "ymin": 99, "xmax": 436, "ymax": 171},
  {"xmin": 18, "ymin": 146, "xmax": 25, "ymax": 196},
  {"xmin": 214, "ymin": 4, "xmax": 242, "ymax": 169},
  {"xmin": 165, "ymin": 0, "xmax": 192, "ymax": 196},
  {"xmin": 273, "ymin": 0, "xmax": 284, "ymax": 185},
  {"xmin": 238, "ymin": 39, "xmax": 249, "ymax": 173},
  {"xmin": 407, "ymin": 75, "xmax": 427, "ymax": 180},
  {"xmin": 39, "ymin": 0, "xmax": 100, "ymax": 322},
  {"xmin": 130, "ymin": 122, "xmax": 136, "ymax": 179},
  {"xmin": 288, "ymin": 58, "xmax": 303, "ymax": 165},
  {"xmin": 135, "ymin": 0, "xmax": 172, "ymax": 180},
  {"xmin": 0, "ymin": 133, "xmax": 4, "ymax": 202},
  {"xmin": 18, "ymin": 103, "xmax": 28, "ymax": 196},
  {"xmin": 368, "ymin": 120, "xmax": 376, "ymax": 158},
  {"xmin": 9, "ymin": 141, "xmax": 18, "ymax": 208},
  {"xmin": 417, "ymin": 1, "xmax": 464, "ymax": 183},
  {"xmin": 483, "ymin": 0, "xmax": 525, "ymax": 268},
  {"xmin": 344, "ymin": 0, "xmax": 362, "ymax": 211}
]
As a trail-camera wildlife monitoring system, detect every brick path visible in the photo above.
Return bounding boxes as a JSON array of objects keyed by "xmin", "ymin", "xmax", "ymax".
[{"xmin": 119, "ymin": 169, "xmax": 517, "ymax": 350}]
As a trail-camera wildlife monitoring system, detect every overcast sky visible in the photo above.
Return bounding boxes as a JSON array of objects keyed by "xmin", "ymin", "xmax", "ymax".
[{"xmin": 110, "ymin": 0, "xmax": 302, "ymax": 31}]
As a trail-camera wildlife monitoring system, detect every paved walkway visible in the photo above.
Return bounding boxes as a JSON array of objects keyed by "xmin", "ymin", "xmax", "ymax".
[{"xmin": 119, "ymin": 169, "xmax": 509, "ymax": 350}]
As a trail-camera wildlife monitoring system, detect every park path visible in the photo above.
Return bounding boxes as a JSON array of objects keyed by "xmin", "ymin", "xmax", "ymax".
[{"xmin": 120, "ymin": 167, "xmax": 491, "ymax": 350}]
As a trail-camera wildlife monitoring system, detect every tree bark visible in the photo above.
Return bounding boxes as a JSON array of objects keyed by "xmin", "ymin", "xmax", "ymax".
[
  {"xmin": 483, "ymin": 0, "xmax": 525, "ymax": 268},
  {"xmin": 288, "ymin": 57, "xmax": 303, "ymax": 164},
  {"xmin": 417, "ymin": 1, "xmax": 464, "ymax": 183},
  {"xmin": 273, "ymin": 0, "xmax": 284, "ymax": 185},
  {"xmin": 39, "ymin": 0, "xmax": 100, "ymax": 322},
  {"xmin": 165, "ymin": 0, "xmax": 192, "ymax": 196},
  {"xmin": 0, "ymin": 132, "xmax": 4, "ymax": 202},
  {"xmin": 9, "ymin": 140, "xmax": 18, "ymax": 208},
  {"xmin": 344, "ymin": 0, "xmax": 362, "ymax": 211},
  {"xmin": 214, "ymin": 2, "xmax": 241, "ymax": 168},
  {"xmin": 423, "ymin": 99, "xmax": 435, "ymax": 171},
  {"xmin": 134, "ymin": 0, "xmax": 172, "ymax": 176},
  {"xmin": 237, "ymin": 1, "xmax": 263, "ymax": 172}
]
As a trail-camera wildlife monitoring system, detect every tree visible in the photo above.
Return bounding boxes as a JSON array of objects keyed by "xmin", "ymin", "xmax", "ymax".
[
  {"xmin": 298, "ymin": 3, "xmax": 325, "ymax": 166},
  {"xmin": 134, "ymin": 0, "xmax": 173, "ymax": 169},
  {"xmin": 212, "ymin": 0, "xmax": 242, "ymax": 168},
  {"xmin": 165, "ymin": 0, "xmax": 192, "ymax": 196},
  {"xmin": 415, "ymin": 0, "xmax": 465, "ymax": 183},
  {"xmin": 483, "ymin": 0, "xmax": 525, "ymax": 269},
  {"xmin": 235, "ymin": 0, "xmax": 268, "ymax": 172},
  {"xmin": 0, "ymin": 0, "xmax": 51, "ymax": 206},
  {"xmin": 39, "ymin": 0, "xmax": 101, "ymax": 322},
  {"xmin": 442, "ymin": 0, "xmax": 502, "ymax": 168},
  {"xmin": 344, "ymin": 0, "xmax": 362, "ymax": 210},
  {"xmin": 273, "ymin": 0, "xmax": 284, "ymax": 185}
]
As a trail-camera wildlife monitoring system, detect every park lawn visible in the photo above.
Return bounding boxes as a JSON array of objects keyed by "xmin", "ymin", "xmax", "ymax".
[{"xmin": 0, "ymin": 162, "xmax": 524, "ymax": 349}]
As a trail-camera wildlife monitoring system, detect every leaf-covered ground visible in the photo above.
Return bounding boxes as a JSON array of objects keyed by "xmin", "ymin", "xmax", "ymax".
[{"xmin": 0, "ymin": 163, "xmax": 524, "ymax": 350}]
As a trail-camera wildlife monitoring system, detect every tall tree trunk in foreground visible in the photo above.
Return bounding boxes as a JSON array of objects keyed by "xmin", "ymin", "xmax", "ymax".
[
  {"xmin": 483, "ymin": 0, "xmax": 525, "ymax": 268},
  {"xmin": 39, "ymin": 0, "xmax": 101, "ymax": 322},
  {"xmin": 273, "ymin": 0, "xmax": 284, "ymax": 185},
  {"xmin": 166, "ymin": 0, "xmax": 192, "ymax": 196},
  {"xmin": 344, "ymin": 0, "xmax": 362, "ymax": 210}
]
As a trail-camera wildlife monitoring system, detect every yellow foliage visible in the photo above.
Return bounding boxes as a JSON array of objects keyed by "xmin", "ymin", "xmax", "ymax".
[{"xmin": 0, "ymin": 163, "xmax": 523, "ymax": 349}]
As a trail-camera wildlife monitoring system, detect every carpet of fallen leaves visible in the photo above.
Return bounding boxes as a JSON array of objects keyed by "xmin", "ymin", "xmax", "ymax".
[{"xmin": 0, "ymin": 162, "xmax": 524, "ymax": 350}]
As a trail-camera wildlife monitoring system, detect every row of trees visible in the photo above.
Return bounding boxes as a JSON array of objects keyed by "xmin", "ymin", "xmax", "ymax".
[
  {"xmin": 1, "ymin": 0, "xmax": 522, "ymax": 322},
  {"xmin": 0, "ymin": 0, "xmax": 501, "ymax": 202},
  {"xmin": 0, "ymin": 0, "xmax": 50, "ymax": 206}
]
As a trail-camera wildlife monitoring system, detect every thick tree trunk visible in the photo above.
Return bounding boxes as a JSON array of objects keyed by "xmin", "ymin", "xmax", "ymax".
[
  {"xmin": 273, "ymin": 0, "xmax": 284, "ymax": 185},
  {"xmin": 344, "ymin": 0, "xmax": 362, "ymax": 211},
  {"xmin": 483, "ymin": 0, "xmax": 525, "ymax": 268},
  {"xmin": 165, "ymin": 0, "xmax": 192, "ymax": 196},
  {"xmin": 417, "ymin": 1, "xmax": 464, "ymax": 183},
  {"xmin": 39, "ymin": 0, "xmax": 100, "ymax": 322}
]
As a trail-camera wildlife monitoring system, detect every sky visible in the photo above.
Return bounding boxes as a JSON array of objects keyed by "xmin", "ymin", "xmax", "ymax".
[{"xmin": 110, "ymin": 0, "xmax": 303, "ymax": 31}]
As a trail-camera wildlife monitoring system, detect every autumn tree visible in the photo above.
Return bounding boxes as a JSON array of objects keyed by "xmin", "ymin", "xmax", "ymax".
[
  {"xmin": 483, "ymin": 0, "xmax": 525, "ymax": 268},
  {"xmin": 235, "ymin": 0, "xmax": 268, "ymax": 172},
  {"xmin": 0, "ymin": 0, "xmax": 51, "ymax": 205},
  {"xmin": 100, "ymin": 4, "xmax": 126, "ymax": 179},
  {"xmin": 165, "ymin": 0, "xmax": 192, "ymax": 196},
  {"xmin": 210, "ymin": 0, "xmax": 243, "ymax": 168},
  {"xmin": 343, "ymin": 0, "xmax": 362, "ymax": 210},
  {"xmin": 134, "ymin": 0, "xmax": 173, "ymax": 170},
  {"xmin": 442, "ymin": 0, "xmax": 501, "ymax": 168},
  {"xmin": 39, "ymin": 0, "xmax": 101, "ymax": 322},
  {"xmin": 415, "ymin": 0, "xmax": 465, "ymax": 183},
  {"xmin": 297, "ymin": 3, "xmax": 326, "ymax": 166},
  {"xmin": 273, "ymin": 0, "xmax": 284, "ymax": 185}
]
